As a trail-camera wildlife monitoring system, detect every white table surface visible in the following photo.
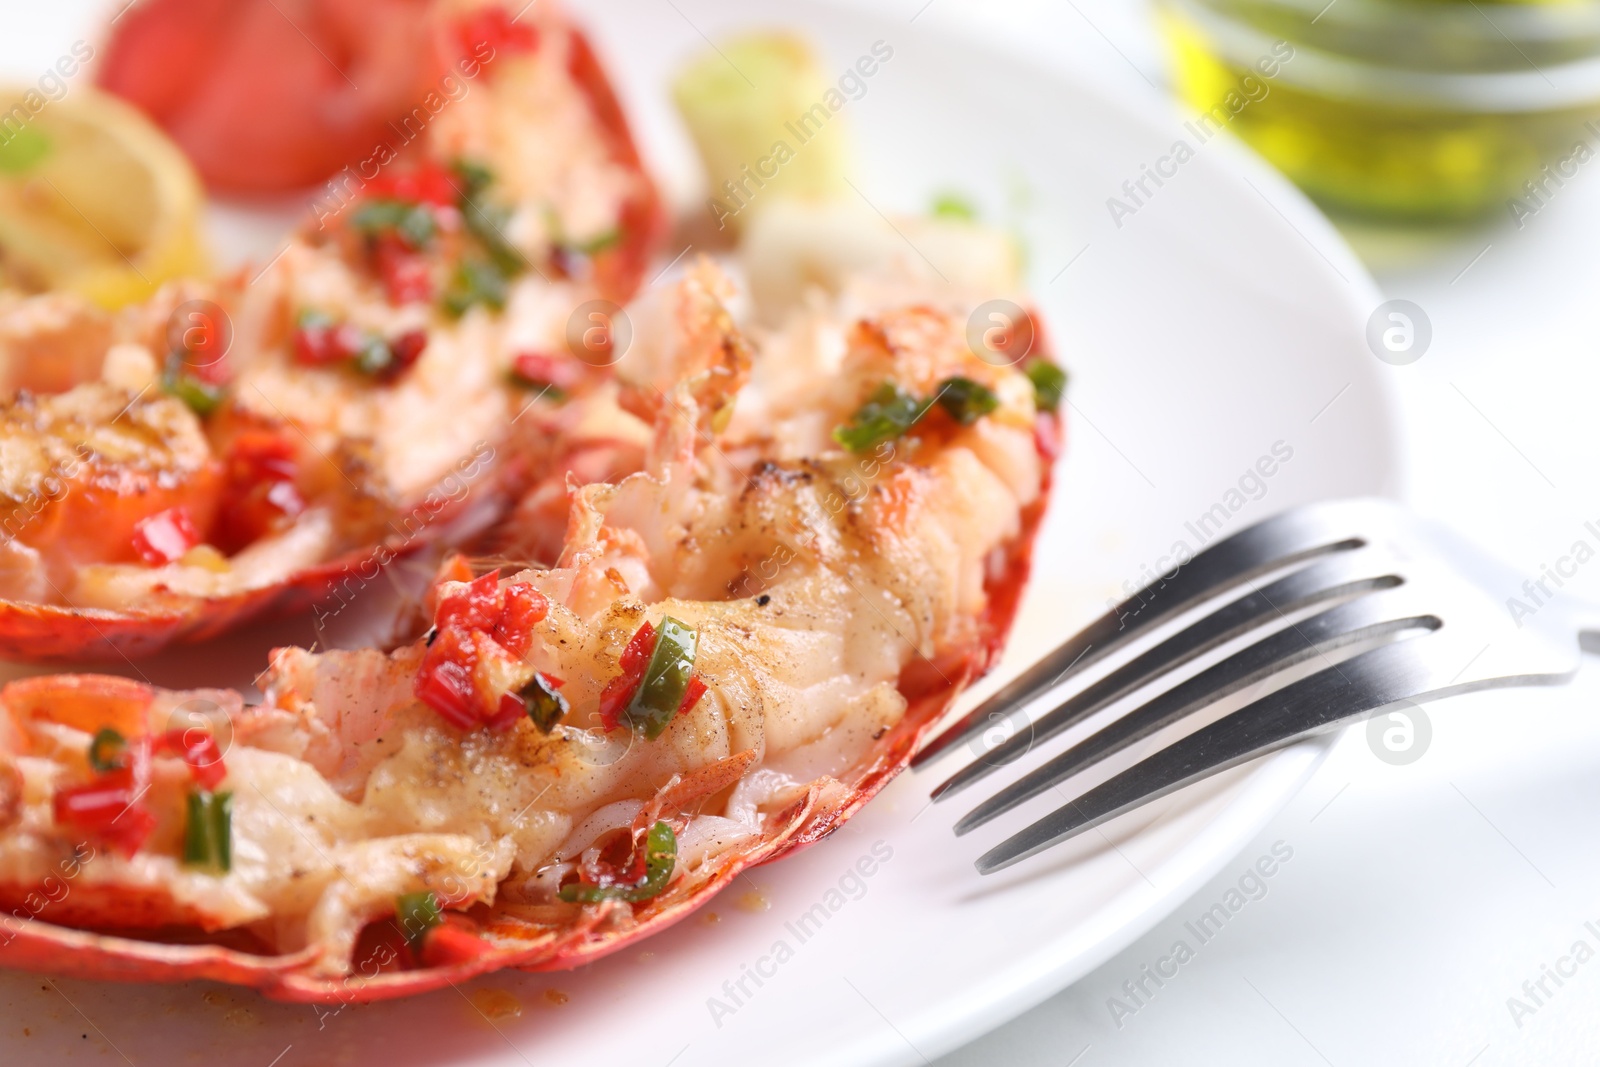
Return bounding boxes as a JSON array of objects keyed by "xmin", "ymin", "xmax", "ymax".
[
  {"xmin": 897, "ymin": 0, "xmax": 1600, "ymax": 1064},
  {"xmin": 7, "ymin": 2, "xmax": 1600, "ymax": 1064}
]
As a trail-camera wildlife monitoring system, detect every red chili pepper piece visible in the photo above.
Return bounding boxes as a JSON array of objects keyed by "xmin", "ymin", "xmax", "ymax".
[
  {"xmin": 420, "ymin": 574, "xmax": 555, "ymax": 730},
  {"xmin": 419, "ymin": 921, "xmax": 492, "ymax": 968},
  {"xmin": 157, "ymin": 728, "xmax": 228, "ymax": 791},
  {"xmin": 457, "ymin": 7, "xmax": 538, "ymax": 64},
  {"xmin": 389, "ymin": 329, "xmax": 429, "ymax": 372},
  {"xmin": 217, "ymin": 432, "xmax": 304, "ymax": 554},
  {"xmin": 227, "ymin": 432, "xmax": 299, "ymax": 484},
  {"xmin": 131, "ymin": 506, "xmax": 200, "ymax": 565},
  {"xmin": 436, "ymin": 570, "xmax": 503, "ymax": 632},
  {"xmin": 375, "ymin": 236, "xmax": 434, "ymax": 305},
  {"xmin": 485, "ymin": 691, "xmax": 525, "ymax": 733},
  {"xmin": 415, "ymin": 662, "xmax": 480, "ymax": 730},
  {"xmin": 619, "ymin": 620, "xmax": 656, "ymax": 674},
  {"xmin": 675, "ymin": 675, "xmax": 708, "ymax": 720},
  {"xmin": 511, "ymin": 351, "xmax": 584, "ymax": 392},
  {"xmin": 52, "ymin": 739, "xmax": 156, "ymax": 859},
  {"xmin": 598, "ymin": 621, "xmax": 656, "ymax": 731},
  {"xmin": 293, "ymin": 322, "xmax": 340, "ymax": 366},
  {"xmin": 364, "ymin": 163, "xmax": 459, "ymax": 208},
  {"xmin": 493, "ymin": 582, "xmax": 549, "ymax": 659}
]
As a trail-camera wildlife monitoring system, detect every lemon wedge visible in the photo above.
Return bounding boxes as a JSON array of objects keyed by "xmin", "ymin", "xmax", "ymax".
[
  {"xmin": 672, "ymin": 33, "xmax": 853, "ymax": 233},
  {"xmin": 0, "ymin": 85, "xmax": 209, "ymax": 308}
]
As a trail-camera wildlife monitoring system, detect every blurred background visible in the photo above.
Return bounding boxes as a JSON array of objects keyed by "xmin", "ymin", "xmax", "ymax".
[{"xmin": 907, "ymin": 0, "xmax": 1600, "ymax": 1063}]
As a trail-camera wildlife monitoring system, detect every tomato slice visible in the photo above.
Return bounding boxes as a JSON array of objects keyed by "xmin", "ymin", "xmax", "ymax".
[{"xmin": 99, "ymin": 0, "xmax": 438, "ymax": 193}]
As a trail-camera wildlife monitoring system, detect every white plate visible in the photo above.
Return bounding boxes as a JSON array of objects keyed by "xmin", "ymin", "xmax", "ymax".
[{"xmin": 0, "ymin": 1, "xmax": 1402, "ymax": 1064}]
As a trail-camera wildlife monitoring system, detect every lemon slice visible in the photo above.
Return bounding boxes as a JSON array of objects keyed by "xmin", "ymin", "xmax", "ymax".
[{"xmin": 0, "ymin": 86, "xmax": 209, "ymax": 308}]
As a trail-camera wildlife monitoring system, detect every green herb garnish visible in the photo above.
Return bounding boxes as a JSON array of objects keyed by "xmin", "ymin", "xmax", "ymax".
[
  {"xmin": 88, "ymin": 728, "xmax": 127, "ymax": 774},
  {"xmin": 623, "ymin": 618, "xmax": 698, "ymax": 741},
  {"xmin": 182, "ymin": 790, "xmax": 232, "ymax": 873},
  {"xmin": 353, "ymin": 335, "xmax": 394, "ymax": 377},
  {"xmin": 557, "ymin": 821, "xmax": 677, "ymax": 903},
  {"xmin": 396, "ymin": 890, "xmax": 443, "ymax": 950},
  {"xmin": 452, "ymin": 159, "xmax": 494, "ymax": 199},
  {"xmin": 350, "ymin": 199, "xmax": 437, "ymax": 249},
  {"xmin": 1023, "ymin": 357, "xmax": 1067, "ymax": 413},
  {"xmin": 832, "ymin": 382, "xmax": 931, "ymax": 453},
  {"xmin": 934, "ymin": 376, "xmax": 1000, "ymax": 426},
  {"xmin": 519, "ymin": 673, "xmax": 569, "ymax": 734},
  {"xmin": 161, "ymin": 357, "xmax": 224, "ymax": 417},
  {"xmin": 442, "ymin": 258, "xmax": 510, "ymax": 316}
]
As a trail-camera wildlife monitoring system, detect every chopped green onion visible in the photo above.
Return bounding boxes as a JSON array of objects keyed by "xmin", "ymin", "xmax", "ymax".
[
  {"xmin": 930, "ymin": 193, "xmax": 977, "ymax": 221},
  {"xmin": 934, "ymin": 376, "xmax": 1000, "ymax": 426},
  {"xmin": 182, "ymin": 790, "xmax": 232, "ymax": 873},
  {"xmin": 462, "ymin": 200, "xmax": 524, "ymax": 275},
  {"xmin": 832, "ymin": 382, "xmax": 931, "ymax": 453},
  {"xmin": 87, "ymin": 728, "xmax": 127, "ymax": 774},
  {"xmin": 570, "ymin": 228, "xmax": 621, "ymax": 256},
  {"xmin": 350, "ymin": 199, "xmax": 437, "ymax": 249},
  {"xmin": 442, "ymin": 258, "xmax": 510, "ymax": 317},
  {"xmin": 623, "ymin": 617, "xmax": 698, "ymax": 740},
  {"xmin": 396, "ymin": 890, "xmax": 443, "ymax": 950},
  {"xmin": 520, "ymin": 673, "xmax": 569, "ymax": 734},
  {"xmin": 161, "ymin": 358, "xmax": 224, "ymax": 417},
  {"xmin": 557, "ymin": 821, "xmax": 677, "ymax": 903},
  {"xmin": 452, "ymin": 159, "xmax": 494, "ymax": 199},
  {"xmin": 508, "ymin": 372, "xmax": 568, "ymax": 404},
  {"xmin": 1023, "ymin": 357, "xmax": 1067, "ymax": 413},
  {"xmin": 296, "ymin": 307, "xmax": 336, "ymax": 331},
  {"xmin": 354, "ymin": 335, "xmax": 394, "ymax": 377}
]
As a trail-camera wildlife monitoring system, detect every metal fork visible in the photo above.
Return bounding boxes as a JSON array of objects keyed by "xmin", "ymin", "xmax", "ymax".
[{"xmin": 915, "ymin": 498, "xmax": 1600, "ymax": 874}]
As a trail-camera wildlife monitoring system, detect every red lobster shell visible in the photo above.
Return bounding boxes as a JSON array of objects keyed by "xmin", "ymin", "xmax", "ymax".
[{"xmin": 0, "ymin": 1, "xmax": 665, "ymax": 662}]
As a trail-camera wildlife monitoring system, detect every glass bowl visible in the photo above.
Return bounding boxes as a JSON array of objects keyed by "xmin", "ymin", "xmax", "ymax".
[{"xmin": 1154, "ymin": 0, "xmax": 1600, "ymax": 221}]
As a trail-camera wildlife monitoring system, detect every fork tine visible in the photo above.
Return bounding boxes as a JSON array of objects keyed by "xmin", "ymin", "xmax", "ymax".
[
  {"xmin": 912, "ymin": 503, "xmax": 1382, "ymax": 768},
  {"xmin": 973, "ymin": 637, "xmax": 1447, "ymax": 874},
  {"xmin": 927, "ymin": 552, "xmax": 1401, "ymax": 800},
  {"xmin": 952, "ymin": 600, "xmax": 1433, "ymax": 834}
]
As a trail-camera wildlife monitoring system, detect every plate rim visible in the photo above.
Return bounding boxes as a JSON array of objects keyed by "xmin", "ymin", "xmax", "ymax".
[{"xmin": 761, "ymin": 4, "xmax": 1408, "ymax": 1061}]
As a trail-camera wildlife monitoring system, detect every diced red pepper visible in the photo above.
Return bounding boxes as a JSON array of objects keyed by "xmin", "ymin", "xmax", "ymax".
[
  {"xmin": 619, "ymin": 620, "xmax": 657, "ymax": 674},
  {"xmin": 416, "ymin": 659, "xmax": 476, "ymax": 735},
  {"xmin": 53, "ymin": 776, "xmax": 134, "ymax": 830},
  {"xmin": 216, "ymin": 432, "xmax": 304, "ymax": 554},
  {"xmin": 390, "ymin": 329, "xmax": 429, "ymax": 373},
  {"xmin": 375, "ymin": 235, "xmax": 434, "ymax": 305},
  {"xmin": 457, "ymin": 7, "xmax": 538, "ymax": 64},
  {"xmin": 511, "ymin": 351, "xmax": 584, "ymax": 392},
  {"xmin": 226, "ymin": 432, "xmax": 298, "ymax": 484},
  {"xmin": 294, "ymin": 319, "xmax": 371, "ymax": 367},
  {"xmin": 52, "ymin": 740, "xmax": 156, "ymax": 859},
  {"xmin": 493, "ymin": 582, "xmax": 549, "ymax": 659},
  {"xmin": 363, "ymin": 163, "xmax": 459, "ymax": 208},
  {"xmin": 293, "ymin": 322, "xmax": 339, "ymax": 366},
  {"xmin": 418, "ymin": 920, "xmax": 492, "ymax": 968},
  {"xmin": 419, "ymin": 574, "xmax": 557, "ymax": 730},
  {"xmin": 131, "ymin": 507, "xmax": 200, "ymax": 565},
  {"xmin": 485, "ymin": 691, "xmax": 525, "ymax": 732},
  {"xmin": 598, "ymin": 621, "xmax": 656, "ymax": 731},
  {"xmin": 676, "ymin": 675, "xmax": 708, "ymax": 720},
  {"xmin": 436, "ymin": 570, "xmax": 503, "ymax": 633},
  {"xmin": 157, "ymin": 729, "xmax": 228, "ymax": 791}
]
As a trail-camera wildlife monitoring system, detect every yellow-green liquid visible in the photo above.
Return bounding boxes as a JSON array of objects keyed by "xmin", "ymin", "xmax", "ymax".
[{"xmin": 1160, "ymin": 7, "xmax": 1600, "ymax": 221}]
